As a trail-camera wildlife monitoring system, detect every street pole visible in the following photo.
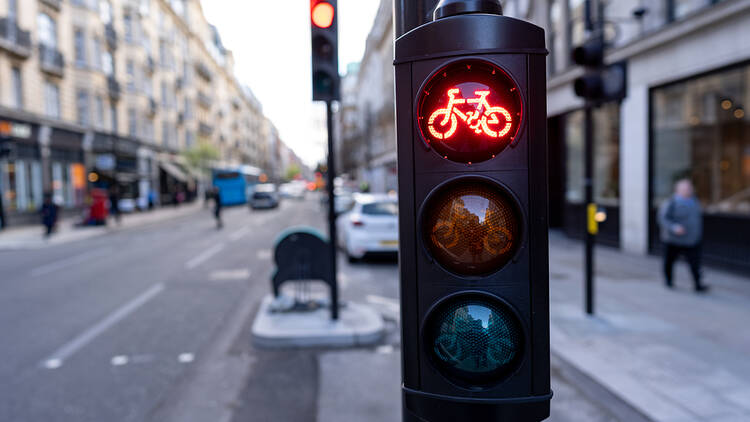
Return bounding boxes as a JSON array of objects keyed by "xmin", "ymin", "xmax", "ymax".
[
  {"xmin": 326, "ymin": 100, "xmax": 339, "ymax": 320},
  {"xmin": 394, "ymin": 0, "xmax": 440, "ymax": 37},
  {"xmin": 584, "ymin": 103, "xmax": 595, "ymax": 315}
]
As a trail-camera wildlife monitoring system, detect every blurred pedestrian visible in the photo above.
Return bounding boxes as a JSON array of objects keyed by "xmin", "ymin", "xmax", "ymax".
[
  {"xmin": 212, "ymin": 187, "xmax": 223, "ymax": 229},
  {"xmin": 40, "ymin": 192, "xmax": 59, "ymax": 237},
  {"xmin": 108, "ymin": 184, "xmax": 121, "ymax": 225},
  {"xmin": 658, "ymin": 179, "xmax": 708, "ymax": 293}
]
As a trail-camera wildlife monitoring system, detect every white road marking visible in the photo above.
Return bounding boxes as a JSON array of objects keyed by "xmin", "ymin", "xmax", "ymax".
[
  {"xmin": 111, "ymin": 355, "xmax": 129, "ymax": 366},
  {"xmin": 30, "ymin": 248, "xmax": 112, "ymax": 277},
  {"xmin": 209, "ymin": 269, "xmax": 251, "ymax": 281},
  {"xmin": 256, "ymin": 249, "xmax": 272, "ymax": 260},
  {"xmin": 185, "ymin": 243, "xmax": 226, "ymax": 269},
  {"xmin": 40, "ymin": 283, "xmax": 165, "ymax": 369},
  {"xmin": 228, "ymin": 226, "xmax": 252, "ymax": 241},
  {"xmin": 375, "ymin": 344, "xmax": 395, "ymax": 354},
  {"xmin": 178, "ymin": 353, "xmax": 194, "ymax": 363}
]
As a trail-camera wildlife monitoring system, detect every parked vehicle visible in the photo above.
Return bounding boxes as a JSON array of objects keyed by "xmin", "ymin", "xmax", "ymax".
[
  {"xmin": 250, "ymin": 184, "xmax": 280, "ymax": 209},
  {"xmin": 336, "ymin": 193, "xmax": 398, "ymax": 262}
]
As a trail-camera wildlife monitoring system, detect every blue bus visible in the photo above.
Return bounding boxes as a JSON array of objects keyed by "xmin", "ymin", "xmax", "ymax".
[{"xmin": 212, "ymin": 165, "xmax": 262, "ymax": 206}]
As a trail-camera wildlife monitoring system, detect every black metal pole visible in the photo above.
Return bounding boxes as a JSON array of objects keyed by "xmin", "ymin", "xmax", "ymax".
[
  {"xmin": 326, "ymin": 100, "xmax": 339, "ymax": 320},
  {"xmin": 584, "ymin": 103, "xmax": 595, "ymax": 315},
  {"xmin": 394, "ymin": 0, "xmax": 440, "ymax": 38}
]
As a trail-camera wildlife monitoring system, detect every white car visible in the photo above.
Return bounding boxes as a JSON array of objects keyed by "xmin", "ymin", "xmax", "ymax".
[{"xmin": 336, "ymin": 194, "xmax": 399, "ymax": 262}]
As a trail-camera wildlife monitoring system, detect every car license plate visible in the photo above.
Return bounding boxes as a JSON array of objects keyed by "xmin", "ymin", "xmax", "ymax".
[{"xmin": 380, "ymin": 240, "xmax": 398, "ymax": 246}]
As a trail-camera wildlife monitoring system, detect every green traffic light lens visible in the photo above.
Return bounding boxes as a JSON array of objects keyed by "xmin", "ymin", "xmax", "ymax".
[{"xmin": 426, "ymin": 294, "xmax": 524, "ymax": 388}]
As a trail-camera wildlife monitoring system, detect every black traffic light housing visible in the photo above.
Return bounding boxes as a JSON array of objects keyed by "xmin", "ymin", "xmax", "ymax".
[
  {"xmin": 572, "ymin": 39, "xmax": 627, "ymax": 102},
  {"xmin": 310, "ymin": 0, "xmax": 339, "ymax": 101},
  {"xmin": 394, "ymin": 3, "xmax": 551, "ymax": 421}
]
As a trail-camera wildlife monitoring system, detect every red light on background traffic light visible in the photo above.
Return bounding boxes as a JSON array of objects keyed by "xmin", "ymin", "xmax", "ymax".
[
  {"xmin": 311, "ymin": 2, "xmax": 335, "ymax": 28},
  {"xmin": 417, "ymin": 60, "xmax": 523, "ymax": 164}
]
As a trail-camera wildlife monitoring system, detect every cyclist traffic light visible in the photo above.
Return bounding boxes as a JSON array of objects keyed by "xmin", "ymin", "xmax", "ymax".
[
  {"xmin": 310, "ymin": 0, "xmax": 339, "ymax": 101},
  {"xmin": 394, "ymin": 1, "xmax": 551, "ymax": 420}
]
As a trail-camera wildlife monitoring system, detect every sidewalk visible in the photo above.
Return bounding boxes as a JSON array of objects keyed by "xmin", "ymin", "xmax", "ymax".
[
  {"xmin": 549, "ymin": 232, "xmax": 750, "ymax": 422},
  {"xmin": 0, "ymin": 202, "xmax": 204, "ymax": 250}
]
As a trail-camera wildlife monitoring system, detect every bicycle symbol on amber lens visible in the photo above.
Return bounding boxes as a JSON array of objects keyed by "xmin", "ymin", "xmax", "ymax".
[{"xmin": 427, "ymin": 88, "xmax": 513, "ymax": 140}]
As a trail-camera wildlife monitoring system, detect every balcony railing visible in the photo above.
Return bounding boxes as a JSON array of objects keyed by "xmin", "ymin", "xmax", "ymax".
[
  {"xmin": 148, "ymin": 97, "xmax": 157, "ymax": 115},
  {"xmin": 195, "ymin": 61, "xmax": 212, "ymax": 81},
  {"xmin": 105, "ymin": 24, "xmax": 117, "ymax": 50},
  {"xmin": 199, "ymin": 122, "xmax": 213, "ymax": 136},
  {"xmin": 197, "ymin": 92, "xmax": 212, "ymax": 109},
  {"xmin": 108, "ymin": 77, "xmax": 121, "ymax": 101},
  {"xmin": 0, "ymin": 18, "xmax": 31, "ymax": 58},
  {"xmin": 39, "ymin": 0, "xmax": 62, "ymax": 11},
  {"xmin": 39, "ymin": 45, "xmax": 64, "ymax": 76},
  {"xmin": 146, "ymin": 56, "xmax": 155, "ymax": 74}
]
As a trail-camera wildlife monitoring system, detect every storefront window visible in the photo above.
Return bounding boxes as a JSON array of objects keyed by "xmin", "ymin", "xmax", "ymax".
[
  {"xmin": 565, "ymin": 103, "xmax": 621, "ymax": 205},
  {"xmin": 653, "ymin": 63, "xmax": 750, "ymax": 215},
  {"xmin": 1, "ymin": 159, "xmax": 42, "ymax": 212}
]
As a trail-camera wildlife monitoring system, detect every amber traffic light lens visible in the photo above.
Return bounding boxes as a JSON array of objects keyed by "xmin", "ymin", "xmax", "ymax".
[
  {"xmin": 417, "ymin": 60, "xmax": 523, "ymax": 164},
  {"xmin": 423, "ymin": 180, "xmax": 520, "ymax": 276},
  {"xmin": 426, "ymin": 294, "xmax": 524, "ymax": 387}
]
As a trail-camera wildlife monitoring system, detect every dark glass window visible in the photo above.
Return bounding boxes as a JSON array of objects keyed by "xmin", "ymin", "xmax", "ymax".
[{"xmin": 653, "ymin": 64, "xmax": 750, "ymax": 215}]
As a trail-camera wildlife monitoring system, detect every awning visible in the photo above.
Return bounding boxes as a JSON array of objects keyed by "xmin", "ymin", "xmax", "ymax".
[{"xmin": 160, "ymin": 161, "xmax": 189, "ymax": 183}]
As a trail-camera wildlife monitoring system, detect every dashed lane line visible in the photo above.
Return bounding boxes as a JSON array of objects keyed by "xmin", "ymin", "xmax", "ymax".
[
  {"xmin": 185, "ymin": 243, "xmax": 226, "ymax": 270},
  {"xmin": 40, "ymin": 283, "xmax": 165, "ymax": 369}
]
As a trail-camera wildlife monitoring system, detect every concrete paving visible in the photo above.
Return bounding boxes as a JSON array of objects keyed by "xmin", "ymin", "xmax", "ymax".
[
  {"xmin": 548, "ymin": 232, "xmax": 750, "ymax": 422},
  {"xmin": 251, "ymin": 294, "xmax": 385, "ymax": 348}
]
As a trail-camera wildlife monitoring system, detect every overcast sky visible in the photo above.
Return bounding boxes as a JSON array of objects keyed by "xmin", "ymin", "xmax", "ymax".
[{"xmin": 200, "ymin": 0, "xmax": 382, "ymax": 168}]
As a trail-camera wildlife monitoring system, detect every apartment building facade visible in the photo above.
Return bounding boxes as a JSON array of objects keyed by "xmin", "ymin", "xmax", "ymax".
[{"xmin": 0, "ymin": 0, "xmax": 270, "ymax": 227}]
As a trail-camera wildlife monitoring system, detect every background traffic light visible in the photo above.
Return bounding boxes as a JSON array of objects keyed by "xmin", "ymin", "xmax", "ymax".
[
  {"xmin": 394, "ymin": 2, "xmax": 551, "ymax": 420},
  {"xmin": 310, "ymin": 0, "xmax": 339, "ymax": 102},
  {"xmin": 572, "ymin": 39, "xmax": 627, "ymax": 102}
]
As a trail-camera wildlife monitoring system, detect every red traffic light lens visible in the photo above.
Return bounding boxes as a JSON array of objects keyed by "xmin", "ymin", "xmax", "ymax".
[
  {"xmin": 425, "ymin": 293, "xmax": 524, "ymax": 387},
  {"xmin": 417, "ymin": 60, "xmax": 523, "ymax": 164},
  {"xmin": 311, "ymin": 2, "xmax": 335, "ymax": 28},
  {"xmin": 423, "ymin": 179, "xmax": 521, "ymax": 276}
]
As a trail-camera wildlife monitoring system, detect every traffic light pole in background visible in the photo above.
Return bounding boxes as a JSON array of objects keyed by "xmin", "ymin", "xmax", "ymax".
[
  {"xmin": 394, "ymin": 0, "xmax": 551, "ymax": 420},
  {"xmin": 311, "ymin": 0, "xmax": 340, "ymax": 319},
  {"xmin": 572, "ymin": 0, "xmax": 627, "ymax": 315}
]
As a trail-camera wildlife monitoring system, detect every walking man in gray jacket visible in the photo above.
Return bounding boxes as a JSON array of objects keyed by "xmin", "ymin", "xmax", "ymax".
[{"xmin": 658, "ymin": 179, "xmax": 709, "ymax": 292}]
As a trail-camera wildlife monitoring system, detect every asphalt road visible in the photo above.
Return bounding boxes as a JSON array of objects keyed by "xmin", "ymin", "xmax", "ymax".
[{"xmin": 0, "ymin": 195, "xmax": 637, "ymax": 422}]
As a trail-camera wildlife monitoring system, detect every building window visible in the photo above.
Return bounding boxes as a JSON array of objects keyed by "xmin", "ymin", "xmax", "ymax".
[
  {"xmin": 76, "ymin": 90, "xmax": 89, "ymax": 126},
  {"xmin": 102, "ymin": 51, "xmax": 114, "ymax": 76},
  {"xmin": 11, "ymin": 67, "xmax": 23, "ymax": 109},
  {"xmin": 652, "ymin": 63, "xmax": 750, "ymax": 215},
  {"xmin": 124, "ymin": 13, "xmax": 134, "ymax": 43},
  {"xmin": 161, "ymin": 81, "xmax": 169, "ymax": 108},
  {"xmin": 37, "ymin": 13, "xmax": 57, "ymax": 49},
  {"xmin": 95, "ymin": 95, "xmax": 105, "ymax": 127},
  {"xmin": 568, "ymin": 0, "xmax": 586, "ymax": 48},
  {"xmin": 92, "ymin": 37, "xmax": 102, "ymax": 70},
  {"xmin": 8, "ymin": 0, "xmax": 17, "ymax": 21},
  {"xmin": 669, "ymin": 0, "xmax": 715, "ymax": 22},
  {"xmin": 128, "ymin": 108, "xmax": 137, "ymax": 137},
  {"xmin": 99, "ymin": 0, "xmax": 112, "ymax": 24},
  {"xmin": 74, "ymin": 28, "xmax": 87, "ymax": 67},
  {"xmin": 44, "ymin": 81, "xmax": 60, "ymax": 119},
  {"xmin": 110, "ymin": 103, "xmax": 118, "ymax": 132},
  {"xmin": 126, "ymin": 59, "xmax": 136, "ymax": 92},
  {"xmin": 565, "ymin": 103, "xmax": 620, "ymax": 205},
  {"xmin": 548, "ymin": 0, "xmax": 566, "ymax": 75}
]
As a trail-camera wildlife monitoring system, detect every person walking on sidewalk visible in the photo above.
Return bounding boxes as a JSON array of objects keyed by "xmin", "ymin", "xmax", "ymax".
[
  {"xmin": 108, "ymin": 184, "xmax": 121, "ymax": 225},
  {"xmin": 658, "ymin": 179, "xmax": 708, "ymax": 292},
  {"xmin": 40, "ymin": 192, "xmax": 59, "ymax": 238}
]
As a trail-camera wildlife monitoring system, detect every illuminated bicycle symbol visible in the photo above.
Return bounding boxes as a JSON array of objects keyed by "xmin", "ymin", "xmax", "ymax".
[{"xmin": 427, "ymin": 88, "xmax": 513, "ymax": 140}]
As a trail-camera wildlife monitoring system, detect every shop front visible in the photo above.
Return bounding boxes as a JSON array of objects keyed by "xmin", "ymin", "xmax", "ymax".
[
  {"xmin": 47, "ymin": 127, "xmax": 86, "ymax": 211},
  {"xmin": 548, "ymin": 103, "xmax": 621, "ymax": 247},
  {"xmin": 650, "ymin": 61, "xmax": 750, "ymax": 272},
  {"xmin": 91, "ymin": 133, "xmax": 144, "ymax": 212},
  {"xmin": 0, "ymin": 119, "xmax": 41, "ymax": 228}
]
